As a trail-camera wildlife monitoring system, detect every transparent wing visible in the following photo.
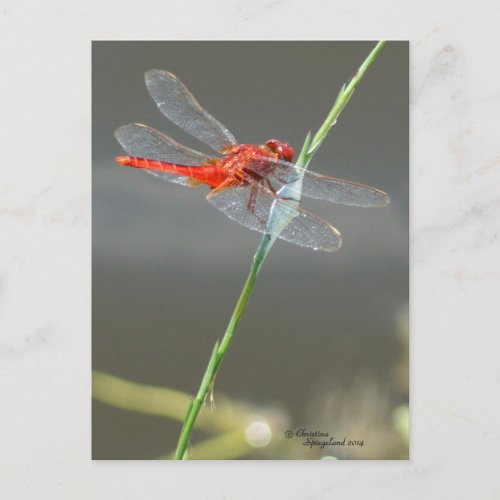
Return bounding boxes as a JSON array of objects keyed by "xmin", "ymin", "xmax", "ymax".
[
  {"xmin": 245, "ymin": 157, "xmax": 390, "ymax": 208},
  {"xmin": 207, "ymin": 181, "xmax": 342, "ymax": 252},
  {"xmin": 139, "ymin": 169, "xmax": 198, "ymax": 187},
  {"xmin": 115, "ymin": 123, "xmax": 212, "ymax": 164},
  {"xmin": 145, "ymin": 70, "xmax": 237, "ymax": 153},
  {"xmin": 115, "ymin": 123, "xmax": 212, "ymax": 186}
]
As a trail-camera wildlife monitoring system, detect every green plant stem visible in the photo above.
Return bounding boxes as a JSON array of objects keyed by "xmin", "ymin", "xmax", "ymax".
[
  {"xmin": 174, "ymin": 241, "xmax": 270, "ymax": 459},
  {"xmin": 175, "ymin": 41, "xmax": 386, "ymax": 460},
  {"xmin": 308, "ymin": 40, "xmax": 386, "ymax": 159}
]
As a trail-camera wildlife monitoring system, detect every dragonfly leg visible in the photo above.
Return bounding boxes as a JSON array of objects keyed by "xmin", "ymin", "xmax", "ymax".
[
  {"xmin": 247, "ymin": 183, "xmax": 269, "ymax": 226},
  {"xmin": 265, "ymin": 178, "xmax": 277, "ymax": 195},
  {"xmin": 247, "ymin": 184, "xmax": 257, "ymax": 212}
]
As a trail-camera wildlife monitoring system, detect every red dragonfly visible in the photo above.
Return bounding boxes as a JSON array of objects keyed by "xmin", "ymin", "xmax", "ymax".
[{"xmin": 115, "ymin": 70, "xmax": 389, "ymax": 252}]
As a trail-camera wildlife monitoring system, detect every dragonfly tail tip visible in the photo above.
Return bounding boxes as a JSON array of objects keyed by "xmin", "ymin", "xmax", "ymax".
[{"xmin": 115, "ymin": 155, "xmax": 130, "ymax": 166}]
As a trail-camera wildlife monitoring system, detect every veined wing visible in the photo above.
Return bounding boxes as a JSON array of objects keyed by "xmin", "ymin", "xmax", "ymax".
[
  {"xmin": 115, "ymin": 123, "xmax": 212, "ymax": 164},
  {"xmin": 244, "ymin": 157, "xmax": 390, "ymax": 208},
  {"xmin": 145, "ymin": 70, "xmax": 237, "ymax": 153},
  {"xmin": 206, "ymin": 180, "xmax": 342, "ymax": 252},
  {"xmin": 115, "ymin": 123, "xmax": 212, "ymax": 186}
]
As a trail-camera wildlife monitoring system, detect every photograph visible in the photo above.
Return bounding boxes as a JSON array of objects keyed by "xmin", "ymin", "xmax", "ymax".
[{"xmin": 92, "ymin": 41, "xmax": 409, "ymax": 460}]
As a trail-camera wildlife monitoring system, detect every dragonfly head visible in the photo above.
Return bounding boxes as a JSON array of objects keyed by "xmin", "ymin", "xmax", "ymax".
[{"xmin": 265, "ymin": 139, "xmax": 295, "ymax": 162}]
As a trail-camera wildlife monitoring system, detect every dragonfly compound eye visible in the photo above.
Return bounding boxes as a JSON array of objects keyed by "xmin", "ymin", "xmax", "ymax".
[{"xmin": 265, "ymin": 139, "xmax": 295, "ymax": 162}]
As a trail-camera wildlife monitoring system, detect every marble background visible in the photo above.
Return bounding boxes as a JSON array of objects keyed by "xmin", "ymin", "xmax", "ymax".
[{"xmin": 1, "ymin": 0, "xmax": 499, "ymax": 497}]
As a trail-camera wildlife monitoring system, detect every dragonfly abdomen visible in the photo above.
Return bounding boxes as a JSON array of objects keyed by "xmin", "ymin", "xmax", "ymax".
[{"xmin": 115, "ymin": 156, "xmax": 228, "ymax": 188}]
